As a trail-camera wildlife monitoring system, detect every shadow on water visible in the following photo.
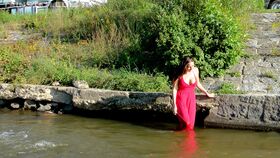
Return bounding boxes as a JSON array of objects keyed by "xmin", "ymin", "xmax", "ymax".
[
  {"xmin": 70, "ymin": 108, "xmax": 177, "ymax": 130},
  {"xmin": 70, "ymin": 107, "xmax": 210, "ymax": 131},
  {"xmin": 0, "ymin": 93, "xmax": 210, "ymax": 131},
  {"xmin": 66, "ymin": 93, "xmax": 211, "ymax": 131}
]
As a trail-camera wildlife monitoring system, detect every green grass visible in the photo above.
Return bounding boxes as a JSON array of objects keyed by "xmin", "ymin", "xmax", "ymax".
[
  {"xmin": 0, "ymin": 0, "xmax": 268, "ymax": 92},
  {"xmin": 227, "ymin": 71, "xmax": 241, "ymax": 77},
  {"xmin": 215, "ymin": 83, "xmax": 244, "ymax": 94},
  {"xmin": 23, "ymin": 57, "xmax": 171, "ymax": 92},
  {"xmin": 214, "ymin": 0, "xmax": 265, "ymax": 32},
  {"xmin": 261, "ymin": 9, "xmax": 280, "ymax": 13}
]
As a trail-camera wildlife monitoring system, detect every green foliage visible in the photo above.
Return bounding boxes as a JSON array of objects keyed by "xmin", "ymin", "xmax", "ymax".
[
  {"xmin": 216, "ymin": 83, "xmax": 243, "ymax": 94},
  {"xmin": 213, "ymin": 0, "xmax": 264, "ymax": 33},
  {"xmin": 215, "ymin": 0, "xmax": 265, "ymax": 15},
  {"xmin": 227, "ymin": 71, "xmax": 241, "ymax": 77},
  {"xmin": 0, "ymin": 11, "xmax": 22, "ymax": 23},
  {"xmin": 24, "ymin": 57, "xmax": 74, "ymax": 85},
  {"xmin": 136, "ymin": 0, "xmax": 243, "ymax": 78},
  {"xmin": 0, "ymin": 0, "xmax": 266, "ymax": 92},
  {"xmin": 24, "ymin": 57, "xmax": 170, "ymax": 92},
  {"xmin": 0, "ymin": 48, "xmax": 28, "ymax": 83}
]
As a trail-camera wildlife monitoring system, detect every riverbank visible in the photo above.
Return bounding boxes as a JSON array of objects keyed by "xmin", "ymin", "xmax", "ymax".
[{"xmin": 1, "ymin": 83, "xmax": 279, "ymax": 132}]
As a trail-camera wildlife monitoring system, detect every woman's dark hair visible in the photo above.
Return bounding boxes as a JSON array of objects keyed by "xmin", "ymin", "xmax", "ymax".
[{"xmin": 172, "ymin": 57, "xmax": 193, "ymax": 85}]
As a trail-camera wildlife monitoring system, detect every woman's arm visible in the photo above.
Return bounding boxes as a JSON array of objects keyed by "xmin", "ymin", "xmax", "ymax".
[
  {"xmin": 194, "ymin": 67, "xmax": 215, "ymax": 98},
  {"xmin": 172, "ymin": 79, "xmax": 179, "ymax": 115}
]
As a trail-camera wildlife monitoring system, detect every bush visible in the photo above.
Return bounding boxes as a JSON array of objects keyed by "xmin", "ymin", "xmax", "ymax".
[
  {"xmin": 0, "ymin": 48, "xmax": 29, "ymax": 83},
  {"xmin": 134, "ymin": 0, "xmax": 244, "ymax": 78},
  {"xmin": 20, "ymin": 0, "xmax": 254, "ymax": 79}
]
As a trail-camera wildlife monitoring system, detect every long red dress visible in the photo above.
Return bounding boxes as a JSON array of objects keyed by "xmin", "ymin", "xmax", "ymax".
[{"xmin": 176, "ymin": 76, "xmax": 197, "ymax": 130}]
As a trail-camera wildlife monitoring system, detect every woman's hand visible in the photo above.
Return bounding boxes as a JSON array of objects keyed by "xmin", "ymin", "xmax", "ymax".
[{"xmin": 206, "ymin": 92, "xmax": 215, "ymax": 98}]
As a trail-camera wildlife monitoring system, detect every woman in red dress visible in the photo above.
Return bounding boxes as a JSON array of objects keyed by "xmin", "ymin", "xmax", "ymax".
[{"xmin": 172, "ymin": 58, "xmax": 214, "ymax": 130}]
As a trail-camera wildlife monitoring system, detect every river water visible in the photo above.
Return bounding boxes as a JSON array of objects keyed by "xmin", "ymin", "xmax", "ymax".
[{"xmin": 1, "ymin": 108, "xmax": 280, "ymax": 158}]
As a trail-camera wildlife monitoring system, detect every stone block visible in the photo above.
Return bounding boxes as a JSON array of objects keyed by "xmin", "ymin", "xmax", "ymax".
[{"xmin": 24, "ymin": 100, "xmax": 37, "ymax": 110}]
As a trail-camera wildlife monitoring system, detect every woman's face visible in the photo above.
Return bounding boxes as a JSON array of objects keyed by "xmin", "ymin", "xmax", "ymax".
[{"xmin": 186, "ymin": 61, "xmax": 194, "ymax": 71}]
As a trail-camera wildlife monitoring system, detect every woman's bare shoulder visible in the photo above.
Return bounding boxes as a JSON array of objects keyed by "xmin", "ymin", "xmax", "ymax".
[{"xmin": 194, "ymin": 67, "xmax": 199, "ymax": 73}]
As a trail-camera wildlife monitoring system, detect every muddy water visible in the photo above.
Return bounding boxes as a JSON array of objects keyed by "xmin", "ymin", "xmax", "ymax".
[{"xmin": 1, "ymin": 109, "xmax": 280, "ymax": 158}]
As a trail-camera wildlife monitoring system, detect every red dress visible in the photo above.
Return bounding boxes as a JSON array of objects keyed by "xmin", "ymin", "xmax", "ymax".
[{"xmin": 176, "ymin": 76, "xmax": 197, "ymax": 130}]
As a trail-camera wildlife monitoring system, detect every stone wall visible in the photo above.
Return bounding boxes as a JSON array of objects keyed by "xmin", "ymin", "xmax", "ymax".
[
  {"xmin": 0, "ymin": 84, "xmax": 173, "ymax": 113},
  {"xmin": 205, "ymin": 94, "xmax": 280, "ymax": 131},
  {"xmin": 1, "ymin": 83, "xmax": 279, "ymax": 131},
  {"xmin": 203, "ymin": 13, "xmax": 280, "ymax": 94}
]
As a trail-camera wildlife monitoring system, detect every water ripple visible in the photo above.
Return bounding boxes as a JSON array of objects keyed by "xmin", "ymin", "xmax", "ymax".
[
  {"xmin": 0, "ymin": 130, "xmax": 68, "ymax": 157},
  {"xmin": 0, "ymin": 130, "xmax": 29, "ymax": 144}
]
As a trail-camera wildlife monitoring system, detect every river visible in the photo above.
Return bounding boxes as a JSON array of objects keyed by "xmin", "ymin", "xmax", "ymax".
[{"xmin": 1, "ymin": 108, "xmax": 280, "ymax": 158}]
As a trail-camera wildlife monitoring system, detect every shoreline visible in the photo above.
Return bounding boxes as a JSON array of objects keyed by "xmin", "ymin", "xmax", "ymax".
[{"xmin": 1, "ymin": 83, "xmax": 280, "ymax": 132}]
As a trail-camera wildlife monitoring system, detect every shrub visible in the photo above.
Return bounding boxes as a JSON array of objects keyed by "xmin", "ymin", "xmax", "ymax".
[
  {"xmin": 0, "ymin": 48, "xmax": 29, "ymax": 83},
  {"xmin": 20, "ymin": 0, "xmax": 254, "ymax": 79},
  {"xmin": 134, "ymin": 0, "xmax": 244, "ymax": 78}
]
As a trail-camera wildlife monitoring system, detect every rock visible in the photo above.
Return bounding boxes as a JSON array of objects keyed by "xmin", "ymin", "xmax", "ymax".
[
  {"xmin": 24, "ymin": 100, "xmax": 37, "ymax": 110},
  {"xmin": 37, "ymin": 104, "xmax": 51, "ymax": 112},
  {"xmin": 15, "ymin": 86, "xmax": 53, "ymax": 101},
  {"xmin": 63, "ymin": 104, "xmax": 73, "ymax": 112},
  {"xmin": 0, "ymin": 100, "xmax": 6, "ymax": 107},
  {"xmin": 51, "ymin": 103, "xmax": 59, "ymax": 107},
  {"xmin": 10, "ymin": 103, "xmax": 20, "ymax": 109},
  {"xmin": 72, "ymin": 89, "xmax": 172, "ymax": 112},
  {"xmin": 204, "ymin": 94, "xmax": 280, "ymax": 131},
  {"xmin": 52, "ymin": 81, "xmax": 60, "ymax": 86},
  {"xmin": 73, "ymin": 80, "xmax": 89, "ymax": 89},
  {"xmin": 0, "ymin": 84, "xmax": 16, "ymax": 99}
]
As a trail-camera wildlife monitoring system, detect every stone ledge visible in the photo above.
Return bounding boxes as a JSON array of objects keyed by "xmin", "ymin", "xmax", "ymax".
[{"xmin": 0, "ymin": 83, "xmax": 280, "ymax": 131}]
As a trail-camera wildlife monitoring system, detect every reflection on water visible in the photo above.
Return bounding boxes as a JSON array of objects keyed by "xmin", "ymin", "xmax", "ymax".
[
  {"xmin": 1, "ymin": 109, "xmax": 280, "ymax": 158},
  {"xmin": 178, "ymin": 130, "xmax": 198, "ymax": 158}
]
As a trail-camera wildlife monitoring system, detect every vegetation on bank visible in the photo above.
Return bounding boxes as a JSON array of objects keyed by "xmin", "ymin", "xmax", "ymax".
[{"xmin": 0, "ymin": 0, "xmax": 264, "ymax": 92}]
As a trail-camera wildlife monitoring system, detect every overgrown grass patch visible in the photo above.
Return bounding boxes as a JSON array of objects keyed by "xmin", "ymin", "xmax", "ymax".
[
  {"xmin": 23, "ymin": 57, "xmax": 170, "ymax": 92},
  {"xmin": 260, "ymin": 71, "xmax": 278, "ymax": 81},
  {"xmin": 271, "ymin": 47, "xmax": 280, "ymax": 56},
  {"xmin": 216, "ymin": 82, "xmax": 244, "ymax": 94},
  {"xmin": 227, "ymin": 71, "xmax": 241, "ymax": 77}
]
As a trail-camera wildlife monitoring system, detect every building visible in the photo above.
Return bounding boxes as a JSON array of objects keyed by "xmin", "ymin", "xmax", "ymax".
[{"xmin": 0, "ymin": 0, "xmax": 107, "ymax": 14}]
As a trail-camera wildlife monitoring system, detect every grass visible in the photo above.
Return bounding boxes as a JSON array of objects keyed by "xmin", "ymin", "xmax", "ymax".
[
  {"xmin": 272, "ymin": 21, "xmax": 280, "ymax": 30},
  {"xmin": 215, "ymin": 82, "xmax": 244, "ymax": 94},
  {"xmin": 23, "ymin": 57, "xmax": 171, "ymax": 92},
  {"xmin": 227, "ymin": 71, "xmax": 241, "ymax": 77},
  {"xmin": 266, "ymin": 85, "xmax": 273, "ymax": 92},
  {"xmin": 216, "ymin": 0, "xmax": 265, "ymax": 32},
  {"xmin": 0, "ymin": 0, "xmax": 269, "ymax": 92},
  {"xmin": 260, "ymin": 71, "xmax": 278, "ymax": 81},
  {"xmin": 261, "ymin": 8, "xmax": 280, "ymax": 13},
  {"xmin": 271, "ymin": 48, "xmax": 280, "ymax": 56}
]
